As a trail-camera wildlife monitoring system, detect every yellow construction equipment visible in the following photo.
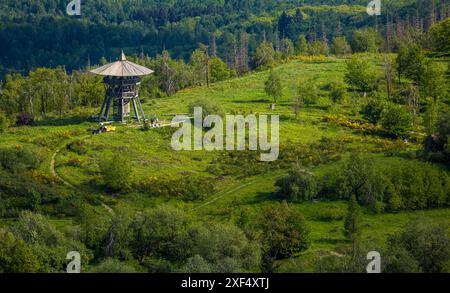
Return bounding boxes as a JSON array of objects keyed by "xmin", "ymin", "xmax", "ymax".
[
  {"xmin": 104, "ymin": 125, "xmax": 116, "ymax": 132},
  {"xmin": 92, "ymin": 123, "xmax": 116, "ymax": 135}
]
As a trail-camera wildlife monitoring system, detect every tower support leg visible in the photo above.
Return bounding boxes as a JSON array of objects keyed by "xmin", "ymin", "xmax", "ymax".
[
  {"xmin": 132, "ymin": 98, "xmax": 140, "ymax": 122},
  {"xmin": 120, "ymin": 98, "xmax": 124, "ymax": 123},
  {"xmin": 136, "ymin": 96, "xmax": 146, "ymax": 121},
  {"xmin": 104, "ymin": 95, "xmax": 113, "ymax": 122},
  {"xmin": 98, "ymin": 96, "xmax": 107, "ymax": 121}
]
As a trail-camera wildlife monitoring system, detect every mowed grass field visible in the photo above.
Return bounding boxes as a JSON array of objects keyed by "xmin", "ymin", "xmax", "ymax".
[{"xmin": 1, "ymin": 55, "xmax": 449, "ymax": 270}]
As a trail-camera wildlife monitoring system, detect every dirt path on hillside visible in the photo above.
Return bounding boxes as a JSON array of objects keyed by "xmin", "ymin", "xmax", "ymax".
[
  {"xmin": 192, "ymin": 180, "xmax": 257, "ymax": 211},
  {"xmin": 48, "ymin": 121, "xmax": 185, "ymax": 216},
  {"xmin": 50, "ymin": 148, "xmax": 73, "ymax": 188},
  {"xmin": 49, "ymin": 135, "xmax": 115, "ymax": 216}
]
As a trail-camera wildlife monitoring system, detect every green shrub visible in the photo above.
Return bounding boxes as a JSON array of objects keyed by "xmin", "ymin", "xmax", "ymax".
[
  {"xmin": 89, "ymin": 258, "xmax": 139, "ymax": 273},
  {"xmin": 178, "ymin": 255, "xmax": 212, "ymax": 273},
  {"xmin": 344, "ymin": 57, "xmax": 377, "ymax": 92},
  {"xmin": 0, "ymin": 229, "xmax": 40, "ymax": 273},
  {"xmin": 130, "ymin": 206, "xmax": 192, "ymax": 262},
  {"xmin": 314, "ymin": 254, "xmax": 348, "ymax": 273},
  {"xmin": 0, "ymin": 113, "xmax": 9, "ymax": 133},
  {"xmin": 424, "ymin": 109, "xmax": 450, "ymax": 166},
  {"xmin": 140, "ymin": 175, "xmax": 216, "ymax": 201},
  {"xmin": 320, "ymin": 155, "xmax": 450, "ymax": 211},
  {"xmin": 99, "ymin": 154, "xmax": 133, "ymax": 192},
  {"xmin": 277, "ymin": 137, "xmax": 346, "ymax": 169},
  {"xmin": 15, "ymin": 113, "xmax": 34, "ymax": 126},
  {"xmin": 316, "ymin": 97, "xmax": 333, "ymax": 110},
  {"xmin": 315, "ymin": 207, "xmax": 345, "ymax": 221},
  {"xmin": 384, "ymin": 218, "xmax": 450, "ymax": 273},
  {"xmin": 258, "ymin": 202, "xmax": 310, "ymax": 260},
  {"xmin": 275, "ymin": 168, "xmax": 318, "ymax": 203},
  {"xmin": 351, "ymin": 28, "xmax": 383, "ymax": 53},
  {"xmin": 387, "ymin": 162, "xmax": 450, "ymax": 210},
  {"xmin": 0, "ymin": 168, "xmax": 67, "ymax": 217},
  {"xmin": 208, "ymin": 149, "xmax": 272, "ymax": 177},
  {"xmin": 188, "ymin": 98, "xmax": 224, "ymax": 117},
  {"xmin": 13, "ymin": 211, "xmax": 92, "ymax": 272},
  {"xmin": 188, "ymin": 222, "xmax": 260, "ymax": 272},
  {"xmin": 297, "ymin": 79, "xmax": 319, "ymax": 107},
  {"xmin": 328, "ymin": 81, "xmax": 347, "ymax": 103},
  {"xmin": 66, "ymin": 139, "xmax": 88, "ymax": 155},
  {"xmin": 64, "ymin": 156, "xmax": 83, "ymax": 167},
  {"xmin": 209, "ymin": 57, "xmax": 233, "ymax": 83},
  {"xmin": 380, "ymin": 104, "xmax": 413, "ymax": 138},
  {"xmin": 0, "ymin": 146, "xmax": 39, "ymax": 173},
  {"xmin": 361, "ymin": 98, "xmax": 386, "ymax": 124}
]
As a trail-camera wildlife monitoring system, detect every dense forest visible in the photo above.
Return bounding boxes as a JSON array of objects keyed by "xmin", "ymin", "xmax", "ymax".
[{"xmin": 0, "ymin": 0, "xmax": 449, "ymax": 76}]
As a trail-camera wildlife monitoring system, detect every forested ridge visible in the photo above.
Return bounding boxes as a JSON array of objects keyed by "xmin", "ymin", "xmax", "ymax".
[{"xmin": 0, "ymin": 0, "xmax": 449, "ymax": 76}]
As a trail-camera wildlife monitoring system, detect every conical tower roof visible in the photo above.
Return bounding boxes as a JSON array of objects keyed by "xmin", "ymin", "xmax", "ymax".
[{"xmin": 90, "ymin": 51, "xmax": 154, "ymax": 77}]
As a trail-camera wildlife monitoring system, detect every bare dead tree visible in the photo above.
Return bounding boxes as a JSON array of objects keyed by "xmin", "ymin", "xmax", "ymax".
[
  {"xmin": 238, "ymin": 32, "xmax": 249, "ymax": 75},
  {"xmin": 210, "ymin": 34, "xmax": 217, "ymax": 58},
  {"xmin": 384, "ymin": 54, "xmax": 393, "ymax": 100}
]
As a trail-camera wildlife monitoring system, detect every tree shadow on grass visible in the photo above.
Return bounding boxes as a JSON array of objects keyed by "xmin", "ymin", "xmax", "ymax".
[
  {"xmin": 244, "ymin": 191, "xmax": 277, "ymax": 205},
  {"xmin": 234, "ymin": 99, "xmax": 271, "ymax": 104},
  {"xmin": 34, "ymin": 115, "xmax": 93, "ymax": 126},
  {"xmin": 315, "ymin": 238, "xmax": 347, "ymax": 246},
  {"xmin": 314, "ymin": 237, "xmax": 348, "ymax": 246}
]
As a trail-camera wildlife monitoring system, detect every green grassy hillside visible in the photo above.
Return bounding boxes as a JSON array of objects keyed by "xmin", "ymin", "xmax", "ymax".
[{"xmin": 1, "ymin": 55, "xmax": 448, "ymax": 271}]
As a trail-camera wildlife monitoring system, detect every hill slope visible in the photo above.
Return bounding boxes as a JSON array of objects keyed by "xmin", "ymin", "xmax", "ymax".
[{"xmin": 2, "ymin": 56, "xmax": 448, "ymax": 272}]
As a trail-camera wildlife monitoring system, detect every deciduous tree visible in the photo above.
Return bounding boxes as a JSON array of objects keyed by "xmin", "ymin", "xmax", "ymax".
[
  {"xmin": 264, "ymin": 71, "xmax": 282, "ymax": 104},
  {"xmin": 343, "ymin": 195, "xmax": 362, "ymax": 257}
]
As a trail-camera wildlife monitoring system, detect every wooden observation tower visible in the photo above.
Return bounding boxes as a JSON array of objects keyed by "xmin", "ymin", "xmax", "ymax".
[{"xmin": 90, "ymin": 51, "xmax": 154, "ymax": 123}]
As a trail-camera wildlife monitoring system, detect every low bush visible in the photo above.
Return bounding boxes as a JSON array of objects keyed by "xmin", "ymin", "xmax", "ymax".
[
  {"xmin": 208, "ymin": 149, "xmax": 272, "ymax": 177},
  {"xmin": 32, "ymin": 130, "xmax": 74, "ymax": 147},
  {"xmin": 99, "ymin": 154, "xmax": 133, "ymax": 192},
  {"xmin": 64, "ymin": 156, "xmax": 83, "ymax": 167},
  {"xmin": 0, "ymin": 146, "xmax": 39, "ymax": 173},
  {"xmin": 258, "ymin": 202, "xmax": 310, "ymax": 261},
  {"xmin": 291, "ymin": 55, "xmax": 328, "ymax": 62},
  {"xmin": 67, "ymin": 139, "xmax": 88, "ymax": 155},
  {"xmin": 275, "ymin": 168, "xmax": 318, "ymax": 203},
  {"xmin": 16, "ymin": 113, "xmax": 34, "ymax": 126},
  {"xmin": 380, "ymin": 104, "xmax": 413, "ymax": 138},
  {"xmin": 323, "ymin": 115, "xmax": 381, "ymax": 134},
  {"xmin": 140, "ymin": 175, "xmax": 216, "ymax": 201},
  {"xmin": 315, "ymin": 97, "xmax": 333, "ymax": 110},
  {"xmin": 315, "ymin": 207, "xmax": 346, "ymax": 221},
  {"xmin": 0, "ymin": 169, "xmax": 67, "ymax": 217},
  {"xmin": 89, "ymin": 258, "xmax": 139, "ymax": 273},
  {"xmin": 188, "ymin": 98, "xmax": 224, "ymax": 118},
  {"xmin": 0, "ymin": 112, "xmax": 9, "ymax": 132},
  {"xmin": 383, "ymin": 218, "xmax": 450, "ymax": 273},
  {"xmin": 361, "ymin": 98, "xmax": 385, "ymax": 124},
  {"xmin": 279, "ymin": 137, "xmax": 347, "ymax": 168},
  {"xmin": 328, "ymin": 81, "xmax": 347, "ymax": 103},
  {"xmin": 319, "ymin": 154, "xmax": 450, "ymax": 211}
]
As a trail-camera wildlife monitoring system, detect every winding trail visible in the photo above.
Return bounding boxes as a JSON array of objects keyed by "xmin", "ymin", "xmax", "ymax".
[
  {"xmin": 49, "ymin": 120, "xmax": 187, "ymax": 216},
  {"xmin": 50, "ymin": 148, "xmax": 73, "ymax": 187},
  {"xmin": 49, "ymin": 119, "xmax": 273, "ymax": 215},
  {"xmin": 49, "ymin": 135, "xmax": 115, "ymax": 216},
  {"xmin": 192, "ymin": 180, "xmax": 257, "ymax": 211},
  {"xmin": 192, "ymin": 170, "xmax": 287, "ymax": 212}
]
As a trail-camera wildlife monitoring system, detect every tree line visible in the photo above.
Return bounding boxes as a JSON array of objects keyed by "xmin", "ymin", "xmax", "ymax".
[
  {"xmin": 1, "ymin": 200, "xmax": 448, "ymax": 273},
  {"xmin": 0, "ymin": 1, "xmax": 449, "ymax": 77}
]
